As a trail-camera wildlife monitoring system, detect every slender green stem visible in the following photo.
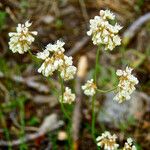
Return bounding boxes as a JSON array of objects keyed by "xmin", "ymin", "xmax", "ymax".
[
  {"xmin": 94, "ymin": 46, "xmax": 101, "ymax": 83},
  {"xmin": 92, "ymin": 45, "xmax": 101, "ymax": 139},
  {"xmin": 91, "ymin": 94, "xmax": 96, "ymax": 138},
  {"xmin": 58, "ymin": 74, "xmax": 72, "ymax": 150},
  {"xmin": 96, "ymin": 87, "xmax": 117, "ymax": 93},
  {"xmin": 59, "ymin": 74, "xmax": 70, "ymax": 120},
  {"xmin": 67, "ymin": 121, "xmax": 73, "ymax": 150},
  {"xmin": 121, "ymin": 46, "xmax": 127, "ymax": 66},
  {"xmin": 28, "ymin": 49, "xmax": 39, "ymax": 63},
  {"xmin": 60, "ymin": 101, "xmax": 70, "ymax": 120}
]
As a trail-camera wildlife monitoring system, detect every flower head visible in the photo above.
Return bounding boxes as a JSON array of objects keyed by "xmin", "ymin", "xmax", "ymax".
[
  {"xmin": 82, "ymin": 79, "xmax": 97, "ymax": 96},
  {"xmin": 87, "ymin": 9, "xmax": 122, "ymax": 50},
  {"xmin": 9, "ymin": 21, "xmax": 37, "ymax": 54},
  {"xmin": 123, "ymin": 138, "xmax": 137, "ymax": 150},
  {"xmin": 60, "ymin": 87, "xmax": 75, "ymax": 104},
  {"xmin": 96, "ymin": 131, "xmax": 119, "ymax": 150},
  {"xmin": 37, "ymin": 40, "xmax": 76, "ymax": 80},
  {"xmin": 114, "ymin": 66, "xmax": 139, "ymax": 103}
]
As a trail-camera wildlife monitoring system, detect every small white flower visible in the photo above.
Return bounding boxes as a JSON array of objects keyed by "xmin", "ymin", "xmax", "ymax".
[
  {"xmin": 37, "ymin": 40, "xmax": 76, "ymax": 80},
  {"xmin": 38, "ymin": 57, "xmax": 55, "ymax": 77},
  {"xmin": 114, "ymin": 66, "xmax": 139, "ymax": 103},
  {"xmin": 100, "ymin": 9, "xmax": 115, "ymax": 20},
  {"xmin": 46, "ymin": 40, "xmax": 65, "ymax": 53},
  {"xmin": 87, "ymin": 9, "xmax": 122, "ymax": 50},
  {"xmin": 9, "ymin": 20, "xmax": 37, "ymax": 54},
  {"xmin": 60, "ymin": 87, "xmax": 75, "ymax": 104},
  {"xmin": 123, "ymin": 138, "xmax": 137, "ymax": 150},
  {"xmin": 37, "ymin": 49, "xmax": 50, "ymax": 60},
  {"xmin": 60, "ymin": 65, "xmax": 77, "ymax": 81},
  {"xmin": 59, "ymin": 55, "xmax": 77, "ymax": 81},
  {"xmin": 96, "ymin": 131, "xmax": 119, "ymax": 150},
  {"xmin": 82, "ymin": 79, "xmax": 97, "ymax": 96},
  {"xmin": 63, "ymin": 55, "xmax": 73, "ymax": 66}
]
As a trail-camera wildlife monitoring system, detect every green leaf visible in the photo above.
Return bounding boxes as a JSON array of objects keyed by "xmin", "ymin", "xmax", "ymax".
[{"xmin": 27, "ymin": 116, "xmax": 39, "ymax": 126}]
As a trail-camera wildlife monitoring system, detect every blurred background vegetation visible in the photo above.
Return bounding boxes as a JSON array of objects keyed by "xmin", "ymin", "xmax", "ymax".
[{"xmin": 0, "ymin": 0, "xmax": 150, "ymax": 150}]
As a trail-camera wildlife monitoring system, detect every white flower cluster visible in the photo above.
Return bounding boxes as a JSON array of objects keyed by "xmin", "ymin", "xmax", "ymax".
[
  {"xmin": 97, "ymin": 131, "xmax": 137, "ymax": 150},
  {"xmin": 9, "ymin": 21, "xmax": 37, "ymax": 54},
  {"xmin": 113, "ymin": 66, "xmax": 139, "ymax": 103},
  {"xmin": 87, "ymin": 10, "xmax": 122, "ymax": 50},
  {"xmin": 82, "ymin": 79, "xmax": 97, "ymax": 96},
  {"xmin": 96, "ymin": 131, "xmax": 119, "ymax": 150},
  {"xmin": 60, "ymin": 87, "xmax": 75, "ymax": 104},
  {"xmin": 123, "ymin": 138, "xmax": 137, "ymax": 150},
  {"xmin": 37, "ymin": 40, "xmax": 76, "ymax": 81}
]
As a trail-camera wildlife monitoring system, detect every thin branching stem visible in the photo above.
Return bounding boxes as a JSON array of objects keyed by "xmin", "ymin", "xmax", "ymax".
[
  {"xmin": 92, "ymin": 45, "xmax": 101, "ymax": 139},
  {"xmin": 97, "ymin": 87, "xmax": 117, "ymax": 93},
  {"xmin": 59, "ymin": 74, "xmax": 73, "ymax": 150}
]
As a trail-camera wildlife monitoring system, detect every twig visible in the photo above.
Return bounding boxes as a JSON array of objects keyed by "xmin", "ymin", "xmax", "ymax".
[
  {"xmin": 72, "ymin": 55, "xmax": 88, "ymax": 150},
  {"xmin": 79, "ymin": 0, "xmax": 89, "ymax": 22},
  {"xmin": 123, "ymin": 12, "xmax": 150, "ymax": 45},
  {"xmin": 0, "ymin": 114, "xmax": 64, "ymax": 147},
  {"xmin": 67, "ymin": 37, "xmax": 89, "ymax": 56},
  {"xmin": 72, "ymin": 77, "xmax": 83, "ymax": 150}
]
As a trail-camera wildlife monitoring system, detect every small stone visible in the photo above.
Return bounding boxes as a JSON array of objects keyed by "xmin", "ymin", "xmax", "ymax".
[
  {"xmin": 97, "ymin": 91, "xmax": 149, "ymax": 128},
  {"xmin": 58, "ymin": 131, "xmax": 68, "ymax": 141}
]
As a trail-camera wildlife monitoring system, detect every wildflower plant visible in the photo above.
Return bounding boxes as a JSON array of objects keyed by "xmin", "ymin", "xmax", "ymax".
[
  {"xmin": 36, "ymin": 40, "xmax": 77, "ymax": 121},
  {"xmin": 9, "ymin": 21, "xmax": 37, "ymax": 54},
  {"xmin": 8, "ymin": 9, "xmax": 139, "ymax": 149},
  {"xmin": 83, "ymin": 9, "xmax": 138, "ymax": 142},
  {"xmin": 84, "ymin": 9, "xmax": 123, "ymax": 139}
]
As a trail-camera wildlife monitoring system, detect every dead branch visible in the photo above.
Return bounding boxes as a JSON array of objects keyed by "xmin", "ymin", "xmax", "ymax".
[
  {"xmin": 72, "ymin": 56, "xmax": 88, "ymax": 150},
  {"xmin": 0, "ymin": 114, "xmax": 64, "ymax": 147},
  {"xmin": 72, "ymin": 77, "xmax": 83, "ymax": 150},
  {"xmin": 79, "ymin": 0, "xmax": 89, "ymax": 22},
  {"xmin": 123, "ymin": 12, "xmax": 150, "ymax": 45}
]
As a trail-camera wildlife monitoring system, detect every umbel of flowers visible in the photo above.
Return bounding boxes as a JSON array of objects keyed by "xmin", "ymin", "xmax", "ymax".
[
  {"xmin": 9, "ymin": 21, "xmax": 38, "ymax": 54},
  {"xmin": 60, "ymin": 87, "xmax": 75, "ymax": 104},
  {"xmin": 37, "ymin": 40, "xmax": 77, "ymax": 81},
  {"xmin": 87, "ymin": 10, "xmax": 122, "ymax": 50},
  {"xmin": 96, "ymin": 131, "xmax": 119, "ymax": 150},
  {"xmin": 96, "ymin": 131, "xmax": 137, "ymax": 150},
  {"xmin": 82, "ymin": 79, "xmax": 97, "ymax": 96},
  {"xmin": 114, "ymin": 66, "xmax": 139, "ymax": 103}
]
